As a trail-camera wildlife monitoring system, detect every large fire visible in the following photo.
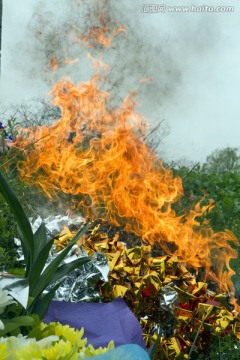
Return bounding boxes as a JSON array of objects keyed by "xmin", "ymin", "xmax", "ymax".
[{"xmin": 15, "ymin": 24, "xmax": 238, "ymax": 303}]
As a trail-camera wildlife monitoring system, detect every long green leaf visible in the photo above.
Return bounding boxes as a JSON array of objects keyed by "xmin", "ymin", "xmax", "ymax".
[
  {"xmin": 29, "ymin": 237, "xmax": 54, "ymax": 288},
  {"xmin": 0, "ymin": 316, "xmax": 35, "ymax": 336},
  {"xmin": 32, "ymin": 222, "xmax": 49, "ymax": 263},
  {"xmin": 1, "ymin": 132, "xmax": 6, "ymax": 156},
  {"xmin": 149, "ymin": 334, "xmax": 161, "ymax": 360},
  {"xmin": 30, "ymin": 280, "xmax": 64, "ymax": 320},
  {"xmin": 0, "ymin": 172, "xmax": 34, "ymax": 263},
  {"xmin": 30, "ymin": 222, "xmax": 91, "ymax": 298}
]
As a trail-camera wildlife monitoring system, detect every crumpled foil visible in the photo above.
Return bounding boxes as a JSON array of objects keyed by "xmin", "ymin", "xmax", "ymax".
[
  {"xmin": 14, "ymin": 214, "xmax": 85, "ymax": 261},
  {"xmin": 160, "ymin": 285, "xmax": 179, "ymax": 312},
  {"xmin": 45, "ymin": 244, "xmax": 109, "ymax": 302},
  {"xmin": 14, "ymin": 237, "xmax": 24, "ymax": 262},
  {"xmin": 30, "ymin": 214, "xmax": 85, "ymax": 237},
  {"xmin": 14, "ymin": 215, "xmax": 110, "ymax": 302}
]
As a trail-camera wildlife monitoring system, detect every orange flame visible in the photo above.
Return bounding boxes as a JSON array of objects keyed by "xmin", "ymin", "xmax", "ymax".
[
  {"xmin": 15, "ymin": 73, "xmax": 238, "ymax": 301},
  {"xmin": 113, "ymin": 23, "xmax": 127, "ymax": 36},
  {"xmin": 139, "ymin": 77, "xmax": 153, "ymax": 84},
  {"xmin": 48, "ymin": 56, "xmax": 59, "ymax": 75},
  {"xmin": 78, "ymin": 26, "xmax": 112, "ymax": 48},
  {"xmin": 73, "ymin": 22, "xmax": 126, "ymax": 49},
  {"xmin": 64, "ymin": 58, "xmax": 80, "ymax": 65},
  {"xmin": 15, "ymin": 19, "xmax": 238, "ymax": 306}
]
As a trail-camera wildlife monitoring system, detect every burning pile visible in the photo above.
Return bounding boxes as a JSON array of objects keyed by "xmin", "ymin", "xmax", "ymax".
[
  {"xmin": 15, "ymin": 64, "xmax": 238, "ymax": 302},
  {"xmin": 11, "ymin": 209, "xmax": 240, "ymax": 357},
  {"xmin": 53, "ymin": 223, "xmax": 240, "ymax": 358},
  {"xmin": 9, "ymin": 17, "xmax": 240, "ymax": 357}
]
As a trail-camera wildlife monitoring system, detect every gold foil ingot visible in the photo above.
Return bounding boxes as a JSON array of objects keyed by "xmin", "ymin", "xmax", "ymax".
[{"xmin": 113, "ymin": 285, "xmax": 128, "ymax": 298}]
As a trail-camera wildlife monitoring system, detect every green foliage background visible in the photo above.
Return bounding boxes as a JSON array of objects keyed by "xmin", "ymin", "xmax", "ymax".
[{"xmin": 169, "ymin": 147, "xmax": 240, "ymax": 299}]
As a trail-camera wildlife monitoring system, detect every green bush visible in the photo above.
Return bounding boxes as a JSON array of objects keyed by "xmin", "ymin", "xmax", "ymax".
[
  {"xmin": 190, "ymin": 331, "xmax": 240, "ymax": 360},
  {"xmin": 0, "ymin": 146, "xmax": 73, "ymax": 271},
  {"xmin": 169, "ymin": 160, "xmax": 240, "ymax": 298}
]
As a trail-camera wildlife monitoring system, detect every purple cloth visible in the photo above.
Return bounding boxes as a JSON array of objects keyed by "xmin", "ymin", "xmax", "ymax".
[{"xmin": 44, "ymin": 298, "xmax": 146, "ymax": 349}]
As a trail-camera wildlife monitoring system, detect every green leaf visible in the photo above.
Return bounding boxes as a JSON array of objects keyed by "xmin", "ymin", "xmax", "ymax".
[
  {"xmin": 0, "ymin": 172, "xmax": 34, "ymax": 266},
  {"xmin": 32, "ymin": 222, "xmax": 49, "ymax": 262},
  {"xmin": 0, "ymin": 316, "xmax": 35, "ymax": 336},
  {"xmin": 149, "ymin": 334, "xmax": 161, "ymax": 360},
  {"xmin": 29, "ymin": 236, "xmax": 54, "ymax": 289},
  {"xmin": 30, "ymin": 280, "xmax": 64, "ymax": 319},
  {"xmin": 0, "ymin": 275, "xmax": 29, "ymax": 308}
]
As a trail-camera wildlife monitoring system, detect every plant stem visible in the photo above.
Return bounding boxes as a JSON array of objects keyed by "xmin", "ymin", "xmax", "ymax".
[
  {"xmin": 188, "ymin": 308, "xmax": 206, "ymax": 359},
  {"xmin": 1, "ymin": 131, "xmax": 6, "ymax": 156}
]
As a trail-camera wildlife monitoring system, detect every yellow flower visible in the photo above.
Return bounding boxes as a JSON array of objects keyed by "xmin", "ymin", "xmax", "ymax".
[
  {"xmin": 43, "ymin": 339, "xmax": 78, "ymax": 360},
  {"xmin": 48, "ymin": 322, "xmax": 87, "ymax": 349},
  {"xmin": 14, "ymin": 341, "xmax": 43, "ymax": 360},
  {"xmin": 84, "ymin": 340, "xmax": 115, "ymax": 357},
  {"xmin": 0, "ymin": 342, "xmax": 9, "ymax": 360}
]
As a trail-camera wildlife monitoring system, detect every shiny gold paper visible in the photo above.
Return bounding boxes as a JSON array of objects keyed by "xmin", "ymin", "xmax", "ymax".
[{"xmin": 53, "ymin": 225, "xmax": 240, "ymax": 359}]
